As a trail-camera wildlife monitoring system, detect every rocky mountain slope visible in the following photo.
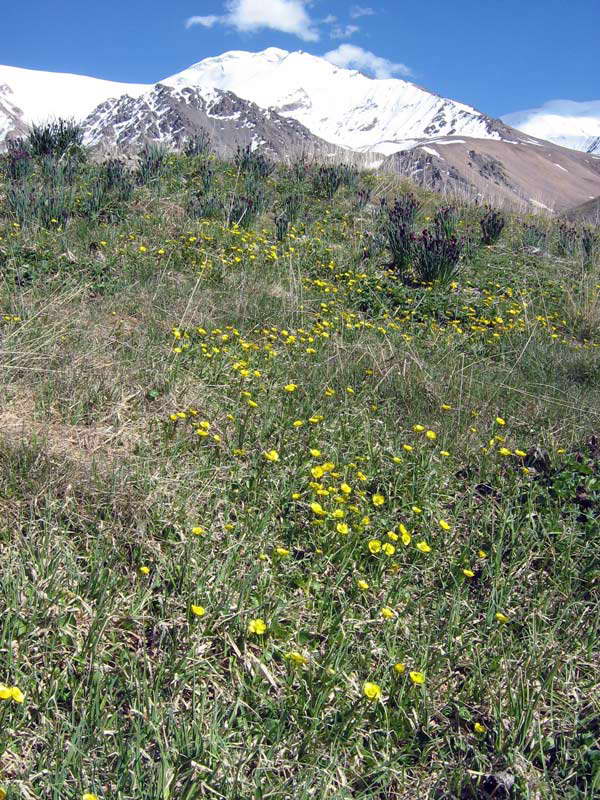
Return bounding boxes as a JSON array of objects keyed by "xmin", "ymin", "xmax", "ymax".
[
  {"xmin": 163, "ymin": 48, "xmax": 515, "ymax": 155},
  {"xmin": 0, "ymin": 49, "xmax": 518, "ymax": 155},
  {"xmin": 82, "ymin": 83, "xmax": 340, "ymax": 159},
  {"xmin": 564, "ymin": 195, "xmax": 600, "ymax": 223},
  {"xmin": 382, "ymin": 136, "xmax": 600, "ymax": 212}
]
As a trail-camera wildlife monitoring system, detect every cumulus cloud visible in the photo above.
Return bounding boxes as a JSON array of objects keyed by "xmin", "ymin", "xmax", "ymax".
[
  {"xmin": 185, "ymin": 15, "xmax": 220, "ymax": 28},
  {"xmin": 330, "ymin": 24, "xmax": 360, "ymax": 39},
  {"xmin": 350, "ymin": 6, "xmax": 375, "ymax": 18},
  {"xmin": 503, "ymin": 98, "xmax": 600, "ymax": 124},
  {"xmin": 324, "ymin": 44, "xmax": 412, "ymax": 79},
  {"xmin": 186, "ymin": 0, "xmax": 319, "ymax": 41}
]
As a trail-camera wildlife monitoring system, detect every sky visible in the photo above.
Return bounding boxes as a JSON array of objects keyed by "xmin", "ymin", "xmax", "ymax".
[{"xmin": 2, "ymin": 0, "xmax": 598, "ymax": 118}]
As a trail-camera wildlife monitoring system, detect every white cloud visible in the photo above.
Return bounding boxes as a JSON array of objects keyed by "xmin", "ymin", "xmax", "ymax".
[
  {"xmin": 187, "ymin": 0, "xmax": 319, "ymax": 41},
  {"xmin": 350, "ymin": 5, "xmax": 375, "ymax": 18},
  {"xmin": 186, "ymin": 15, "xmax": 220, "ymax": 28},
  {"xmin": 324, "ymin": 44, "xmax": 412, "ymax": 79},
  {"xmin": 330, "ymin": 24, "xmax": 360, "ymax": 39}
]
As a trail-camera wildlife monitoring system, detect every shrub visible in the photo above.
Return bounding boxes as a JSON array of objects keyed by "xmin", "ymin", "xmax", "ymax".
[
  {"xmin": 383, "ymin": 194, "xmax": 422, "ymax": 274},
  {"xmin": 387, "ymin": 193, "xmax": 421, "ymax": 227},
  {"xmin": 1, "ymin": 140, "xmax": 33, "ymax": 181},
  {"xmin": 6, "ymin": 180, "xmax": 73, "ymax": 227},
  {"xmin": 234, "ymin": 145, "xmax": 274, "ymax": 179},
  {"xmin": 183, "ymin": 129, "xmax": 212, "ymax": 157},
  {"xmin": 522, "ymin": 222, "xmax": 547, "ymax": 249},
  {"xmin": 355, "ymin": 188, "xmax": 372, "ymax": 210},
  {"xmin": 26, "ymin": 118, "xmax": 84, "ymax": 159},
  {"xmin": 312, "ymin": 164, "xmax": 359, "ymax": 199},
  {"xmin": 555, "ymin": 221, "xmax": 581, "ymax": 257},
  {"xmin": 412, "ymin": 228, "xmax": 463, "ymax": 284},
  {"xmin": 100, "ymin": 159, "xmax": 134, "ymax": 201},
  {"xmin": 276, "ymin": 213, "xmax": 290, "ymax": 242},
  {"xmin": 282, "ymin": 192, "xmax": 304, "ymax": 224},
  {"xmin": 187, "ymin": 193, "xmax": 222, "ymax": 220},
  {"xmin": 433, "ymin": 205, "xmax": 459, "ymax": 239},
  {"xmin": 137, "ymin": 142, "xmax": 169, "ymax": 185},
  {"xmin": 189, "ymin": 159, "xmax": 214, "ymax": 195},
  {"xmin": 480, "ymin": 207, "xmax": 505, "ymax": 245}
]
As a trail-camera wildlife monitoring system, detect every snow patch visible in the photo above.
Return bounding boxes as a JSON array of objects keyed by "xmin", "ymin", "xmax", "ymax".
[{"xmin": 420, "ymin": 146, "xmax": 443, "ymax": 158}]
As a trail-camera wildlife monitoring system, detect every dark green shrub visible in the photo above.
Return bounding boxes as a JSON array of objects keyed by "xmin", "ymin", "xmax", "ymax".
[
  {"xmin": 383, "ymin": 194, "xmax": 422, "ymax": 274},
  {"xmin": 1, "ymin": 140, "xmax": 33, "ymax": 181},
  {"xmin": 6, "ymin": 180, "xmax": 73, "ymax": 227},
  {"xmin": 234, "ymin": 145, "xmax": 274, "ymax": 179},
  {"xmin": 433, "ymin": 205, "xmax": 459, "ymax": 239},
  {"xmin": 355, "ymin": 188, "xmax": 372, "ymax": 209},
  {"xmin": 387, "ymin": 193, "xmax": 421, "ymax": 226},
  {"xmin": 137, "ymin": 142, "xmax": 168, "ymax": 185},
  {"xmin": 183, "ymin": 129, "xmax": 211, "ymax": 157},
  {"xmin": 480, "ymin": 207, "xmax": 505, "ymax": 244},
  {"xmin": 312, "ymin": 164, "xmax": 359, "ymax": 199},
  {"xmin": 26, "ymin": 118, "xmax": 84, "ymax": 159},
  {"xmin": 187, "ymin": 193, "xmax": 222, "ymax": 220},
  {"xmin": 276, "ymin": 213, "xmax": 289, "ymax": 241},
  {"xmin": 412, "ymin": 228, "xmax": 463, "ymax": 284},
  {"xmin": 522, "ymin": 222, "xmax": 547, "ymax": 249}
]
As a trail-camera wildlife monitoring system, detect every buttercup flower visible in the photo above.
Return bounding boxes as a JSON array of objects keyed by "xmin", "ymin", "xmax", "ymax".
[
  {"xmin": 363, "ymin": 681, "xmax": 382, "ymax": 700},
  {"xmin": 248, "ymin": 618, "xmax": 267, "ymax": 635}
]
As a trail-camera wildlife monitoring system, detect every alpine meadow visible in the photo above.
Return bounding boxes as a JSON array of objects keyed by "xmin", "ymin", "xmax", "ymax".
[{"xmin": 0, "ymin": 119, "xmax": 599, "ymax": 800}]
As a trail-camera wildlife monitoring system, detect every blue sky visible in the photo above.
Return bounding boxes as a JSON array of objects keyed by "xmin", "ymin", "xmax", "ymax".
[{"xmin": 3, "ymin": 0, "xmax": 598, "ymax": 117}]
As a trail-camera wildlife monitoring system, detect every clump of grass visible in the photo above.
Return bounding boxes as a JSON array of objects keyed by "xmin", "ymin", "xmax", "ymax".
[
  {"xmin": 480, "ymin": 206, "xmax": 505, "ymax": 244},
  {"xmin": 412, "ymin": 226, "xmax": 463, "ymax": 283}
]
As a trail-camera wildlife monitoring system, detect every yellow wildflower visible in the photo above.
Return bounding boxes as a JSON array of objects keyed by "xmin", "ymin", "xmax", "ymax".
[
  {"xmin": 416, "ymin": 541, "xmax": 431, "ymax": 553},
  {"xmin": 393, "ymin": 662, "xmax": 406, "ymax": 674},
  {"xmin": 368, "ymin": 539, "xmax": 382, "ymax": 554},
  {"xmin": 495, "ymin": 612, "xmax": 510, "ymax": 624},
  {"xmin": 248, "ymin": 618, "xmax": 267, "ymax": 635},
  {"xmin": 363, "ymin": 682, "xmax": 382, "ymax": 701},
  {"xmin": 372, "ymin": 493, "xmax": 385, "ymax": 507},
  {"xmin": 263, "ymin": 449, "xmax": 280, "ymax": 462},
  {"xmin": 191, "ymin": 604, "xmax": 206, "ymax": 617},
  {"xmin": 357, "ymin": 579, "xmax": 369, "ymax": 590},
  {"xmin": 285, "ymin": 651, "xmax": 308, "ymax": 666},
  {"xmin": 380, "ymin": 606, "xmax": 395, "ymax": 619},
  {"xmin": 438, "ymin": 519, "xmax": 451, "ymax": 531},
  {"xmin": 409, "ymin": 671, "xmax": 426, "ymax": 685}
]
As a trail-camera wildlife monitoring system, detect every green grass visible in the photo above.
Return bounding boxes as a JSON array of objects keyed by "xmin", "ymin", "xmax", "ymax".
[{"xmin": 0, "ymin": 148, "xmax": 599, "ymax": 800}]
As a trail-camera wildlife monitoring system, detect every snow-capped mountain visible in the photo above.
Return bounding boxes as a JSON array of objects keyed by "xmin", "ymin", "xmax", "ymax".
[
  {"xmin": 0, "ymin": 49, "xmax": 513, "ymax": 155},
  {"xmin": 502, "ymin": 100, "xmax": 600, "ymax": 154},
  {"xmin": 163, "ymin": 48, "xmax": 512, "ymax": 154},
  {"xmin": 0, "ymin": 63, "xmax": 149, "ymax": 138},
  {"xmin": 83, "ymin": 83, "xmax": 339, "ymax": 159}
]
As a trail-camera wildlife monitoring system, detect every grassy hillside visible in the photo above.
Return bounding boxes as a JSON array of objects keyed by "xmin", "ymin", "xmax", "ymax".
[{"xmin": 1, "ymin": 134, "xmax": 599, "ymax": 800}]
